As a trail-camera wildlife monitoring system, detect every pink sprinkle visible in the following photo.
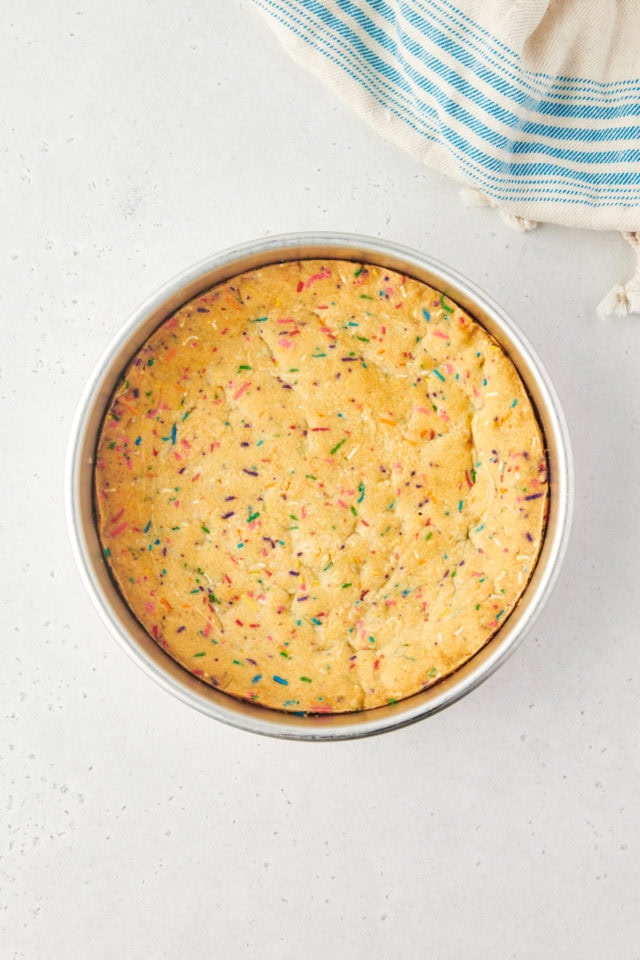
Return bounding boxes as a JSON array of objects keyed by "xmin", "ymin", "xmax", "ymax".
[
  {"xmin": 337, "ymin": 499, "xmax": 350, "ymax": 509},
  {"xmin": 109, "ymin": 522, "xmax": 128, "ymax": 537},
  {"xmin": 433, "ymin": 330, "xmax": 449, "ymax": 339},
  {"xmin": 233, "ymin": 381, "xmax": 251, "ymax": 400},
  {"xmin": 414, "ymin": 406, "xmax": 431, "ymax": 415},
  {"xmin": 278, "ymin": 337, "xmax": 293, "ymax": 348},
  {"xmin": 305, "ymin": 266, "xmax": 331, "ymax": 287}
]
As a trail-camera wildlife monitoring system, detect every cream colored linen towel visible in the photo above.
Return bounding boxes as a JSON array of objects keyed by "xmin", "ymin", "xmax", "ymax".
[{"xmin": 252, "ymin": 0, "xmax": 640, "ymax": 315}]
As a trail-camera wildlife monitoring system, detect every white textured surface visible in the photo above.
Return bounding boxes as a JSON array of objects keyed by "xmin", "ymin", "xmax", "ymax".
[{"xmin": 2, "ymin": 2, "xmax": 639, "ymax": 958}]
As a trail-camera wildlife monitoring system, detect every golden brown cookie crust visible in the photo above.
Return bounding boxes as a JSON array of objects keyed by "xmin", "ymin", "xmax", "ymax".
[{"xmin": 94, "ymin": 260, "xmax": 548, "ymax": 713}]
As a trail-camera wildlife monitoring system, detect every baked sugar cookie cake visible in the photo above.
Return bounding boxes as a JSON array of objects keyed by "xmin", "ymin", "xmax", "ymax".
[{"xmin": 94, "ymin": 259, "xmax": 548, "ymax": 714}]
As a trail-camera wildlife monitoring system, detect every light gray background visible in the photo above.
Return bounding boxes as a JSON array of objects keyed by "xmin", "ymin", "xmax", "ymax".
[{"xmin": 2, "ymin": 2, "xmax": 639, "ymax": 958}]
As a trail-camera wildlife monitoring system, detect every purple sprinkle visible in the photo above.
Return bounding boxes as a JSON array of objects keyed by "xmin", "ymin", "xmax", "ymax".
[
  {"xmin": 524, "ymin": 493, "xmax": 543, "ymax": 501},
  {"xmin": 176, "ymin": 626, "xmax": 186, "ymax": 633},
  {"xmin": 197, "ymin": 306, "xmax": 209, "ymax": 313},
  {"xmin": 243, "ymin": 468, "xmax": 258, "ymax": 476},
  {"xmin": 296, "ymin": 596, "xmax": 309, "ymax": 602},
  {"xmin": 526, "ymin": 532, "xmax": 533, "ymax": 542},
  {"xmin": 224, "ymin": 496, "xmax": 237, "ymax": 501},
  {"xmin": 132, "ymin": 388, "xmax": 139, "ymax": 398},
  {"xmin": 288, "ymin": 570, "xmax": 300, "ymax": 576},
  {"xmin": 222, "ymin": 511, "xmax": 235, "ymax": 519}
]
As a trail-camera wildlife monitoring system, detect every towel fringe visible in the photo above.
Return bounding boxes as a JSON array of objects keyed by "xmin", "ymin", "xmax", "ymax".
[
  {"xmin": 459, "ymin": 187, "xmax": 538, "ymax": 232},
  {"xmin": 597, "ymin": 232, "xmax": 640, "ymax": 318}
]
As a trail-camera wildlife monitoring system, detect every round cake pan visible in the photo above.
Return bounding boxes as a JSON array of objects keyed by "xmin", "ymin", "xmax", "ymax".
[{"xmin": 66, "ymin": 232, "xmax": 573, "ymax": 740}]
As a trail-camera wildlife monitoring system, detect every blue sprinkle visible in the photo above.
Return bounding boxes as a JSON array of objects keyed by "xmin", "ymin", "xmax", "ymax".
[
  {"xmin": 311, "ymin": 617, "xmax": 322, "ymax": 626},
  {"xmin": 251, "ymin": 674, "xmax": 262, "ymax": 683},
  {"xmin": 171, "ymin": 422, "xmax": 177, "ymax": 444},
  {"xmin": 144, "ymin": 521, "xmax": 151, "ymax": 533},
  {"xmin": 422, "ymin": 308, "xmax": 430, "ymax": 322},
  {"xmin": 273, "ymin": 675, "xmax": 288, "ymax": 686},
  {"xmin": 134, "ymin": 436, "xmax": 142, "ymax": 446}
]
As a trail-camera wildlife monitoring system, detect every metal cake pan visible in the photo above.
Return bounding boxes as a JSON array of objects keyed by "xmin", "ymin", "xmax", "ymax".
[{"xmin": 66, "ymin": 232, "xmax": 573, "ymax": 740}]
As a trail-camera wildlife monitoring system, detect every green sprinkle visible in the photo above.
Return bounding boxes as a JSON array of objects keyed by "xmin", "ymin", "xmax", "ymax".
[
  {"xmin": 108, "ymin": 441, "xmax": 116, "ymax": 449},
  {"xmin": 279, "ymin": 651, "xmax": 291, "ymax": 659},
  {"xmin": 305, "ymin": 473, "xmax": 317, "ymax": 480},
  {"xmin": 250, "ymin": 316, "xmax": 268, "ymax": 323},
  {"xmin": 359, "ymin": 294, "xmax": 373, "ymax": 300},
  {"xmin": 440, "ymin": 293, "xmax": 454, "ymax": 313},
  {"xmin": 201, "ymin": 524, "xmax": 210, "ymax": 534},
  {"xmin": 428, "ymin": 667, "xmax": 437, "ymax": 677},
  {"xmin": 354, "ymin": 265, "xmax": 364, "ymax": 277},
  {"xmin": 425, "ymin": 532, "xmax": 433, "ymax": 542},
  {"xmin": 350, "ymin": 506, "xmax": 357, "ymax": 516},
  {"xmin": 238, "ymin": 364, "xmax": 252, "ymax": 371},
  {"xmin": 247, "ymin": 511, "xmax": 260, "ymax": 523},
  {"xmin": 496, "ymin": 609, "xmax": 505, "ymax": 619},
  {"xmin": 147, "ymin": 358, "xmax": 154, "ymax": 366},
  {"xmin": 458, "ymin": 500, "xmax": 463, "ymax": 512},
  {"xmin": 341, "ymin": 583, "xmax": 352, "ymax": 589},
  {"xmin": 511, "ymin": 398, "xmax": 518, "ymax": 407},
  {"xmin": 322, "ymin": 561, "xmax": 333, "ymax": 571},
  {"xmin": 476, "ymin": 523, "xmax": 485, "ymax": 532},
  {"xmin": 357, "ymin": 482, "xmax": 365, "ymax": 503},
  {"xmin": 310, "ymin": 617, "xmax": 322, "ymax": 626},
  {"xmin": 232, "ymin": 659, "xmax": 243, "ymax": 666},
  {"xmin": 356, "ymin": 335, "xmax": 370, "ymax": 342},
  {"xmin": 208, "ymin": 593, "xmax": 221, "ymax": 605},
  {"xmin": 104, "ymin": 547, "xmax": 111, "ymax": 557},
  {"xmin": 300, "ymin": 676, "xmax": 313, "ymax": 683},
  {"xmin": 330, "ymin": 437, "xmax": 347, "ymax": 455},
  {"xmin": 193, "ymin": 652, "xmax": 206, "ymax": 658}
]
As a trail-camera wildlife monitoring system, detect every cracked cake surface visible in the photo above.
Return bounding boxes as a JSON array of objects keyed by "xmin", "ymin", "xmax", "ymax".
[{"xmin": 94, "ymin": 259, "xmax": 548, "ymax": 713}]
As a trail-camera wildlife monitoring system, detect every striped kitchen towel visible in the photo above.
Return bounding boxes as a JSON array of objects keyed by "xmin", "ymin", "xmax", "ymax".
[{"xmin": 252, "ymin": 0, "xmax": 640, "ymax": 315}]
